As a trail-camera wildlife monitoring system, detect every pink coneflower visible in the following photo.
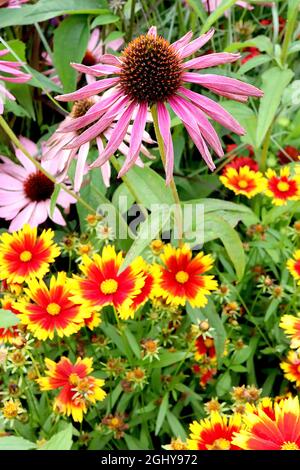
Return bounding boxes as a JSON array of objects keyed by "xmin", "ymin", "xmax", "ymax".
[
  {"xmin": 0, "ymin": 49, "xmax": 31, "ymax": 114},
  {"xmin": 202, "ymin": 0, "xmax": 252, "ymax": 14},
  {"xmin": 0, "ymin": 137, "xmax": 75, "ymax": 231},
  {"xmin": 56, "ymin": 28, "xmax": 262, "ymax": 184},
  {"xmin": 44, "ymin": 96, "xmax": 154, "ymax": 190}
]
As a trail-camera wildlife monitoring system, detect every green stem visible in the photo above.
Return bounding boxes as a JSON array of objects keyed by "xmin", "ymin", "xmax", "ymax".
[
  {"xmin": 0, "ymin": 116, "xmax": 96, "ymax": 215},
  {"xmin": 127, "ymin": 0, "xmax": 136, "ymax": 42},
  {"xmin": 260, "ymin": 125, "xmax": 272, "ymax": 172},
  {"xmin": 281, "ymin": 1, "xmax": 299, "ymax": 66},
  {"xmin": 151, "ymin": 105, "xmax": 183, "ymax": 246}
]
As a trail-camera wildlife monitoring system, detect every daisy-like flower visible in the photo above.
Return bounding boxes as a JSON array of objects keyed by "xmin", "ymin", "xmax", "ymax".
[
  {"xmin": 70, "ymin": 245, "xmax": 145, "ymax": 316},
  {"xmin": 265, "ymin": 167, "xmax": 300, "ymax": 206},
  {"xmin": 0, "ymin": 49, "xmax": 31, "ymax": 114},
  {"xmin": 56, "ymin": 27, "xmax": 262, "ymax": 184},
  {"xmin": 220, "ymin": 166, "xmax": 266, "ymax": 198},
  {"xmin": 44, "ymin": 97, "xmax": 154, "ymax": 190},
  {"xmin": 82, "ymin": 311, "xmax": 101, "ymax": 331},
  {"xmin": 280, "ymin": 350, "xmax": 300, "ymax": 387},
  {"xmin": 0, "ymin": 225, "xmax": 60, "ymax": 284},
  {"xmin": 16, "ymin": 272, "xmax": 88, "ymax": 341},
  {"xmin": 0, "ymin": 296, "xmax": 21, "ymax": 344},
  {"xmin": 187, "ymin": 412, "xmax": 242, "ymax": 450},
  {"xmin": 287, "ymin": 250, "xmax": 300, "ymax": 285},
  {"xmin": 153, "ymin": 244, "xmax": 217, "ymax": 308},
  {"xmin": 119, "ymin": 261, "xmax": 155, "ymax": 320},
  {"xmin": 222, "ymin": 156, "xmax": 259, "ymax": 175},
  {"xmin": 0, "ymin": 136, "xmax": 75, "ymax": 231},
  {"xmin": 232, "ymin": 396, "xmax": 300, "ymax": 450},
  {"xmin": 280, "ymin": 314, "xmax": 300, "ymax": 349},
  {"xmin": 36, "ymin": 356, "xmax": 106, "ymax": 422},
  {"xmin": 194, "ymin": 335, "xmax": 216, "ymax": 361}
]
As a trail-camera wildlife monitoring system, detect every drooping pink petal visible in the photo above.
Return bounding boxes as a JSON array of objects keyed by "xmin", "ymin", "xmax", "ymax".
[
  {"xmin": 205, "ymin": 88, "xmax": 249, "ymax": 102},
  {"xmin": 174, "ymin": 95, "xmax": 224, "ymax": 157},
  {"xmin": 49, "ymin": 206, "xmax": 66, "ymax": 225},
  {"xmin": 100, "ymin": 161, "xmax": 111, "ymax": 187},
  {"xmin": 71, "ymin": 63, "xmax": 120, "ymax": 76},
  {"xmin": 64, "ymin": 96, "xmax": 131, "ymax": 149},
  {"xmin": 96, "ymin": 54, "xmax": 122, "ymax": 66},
  {"xmin": 183, "ymin": 52, "xmax": 240, "ymax": 70},
  {"xmin": 28, "ymin": 200, "xmax": 48, "ymax": 227},
  {"xmin": 74, "ymin": 142, "xmax": 90, "ymax": 192},
  {"xmin": 168, "ymin": 96, "xmax": 215, "ymax": 171},
  {"xmin": 182, "ymin": 72, "xmax": 263, "ymax": 97},
  {"xmin": 15, "ymin": 149, "xmax": 36, "ymax": 173},
  {"xmin": 157, "ymin": 102, "xmax": 174, "ymax": 185},
  {"xmin": 18, "ymin": 136, "xmax": 38, "ymax": 157},
  {"xmin": 118, "ymin": 102, "xmax": 148, "ymax": 177},
  {"xmin": 90, "ymin": 102, "xmax": 136, "ymax": 168},
  {"xmin": 0, "ymin": 197, "xmax": 29, "ymax": 219},
  {"xmin": 171, "ymin": 31, "xmax": 193, "ymax": 52},
  {"xmin": 0, "ymin": 173, "xmax": 24, "ymax": 190},
  {"xmin": 178, "ymin": 29, "xmax": 215, "ymax": 59},
  {"xmin": 56, "ymin": 77, "xmax": 119, "ymax": 102},
  {"xmin": 0, "ymin": 74, "xmax": 31, "ymax": 83},
  {"xmin": 9, "ymin": 201, "xmax": 36, "ymax": 232},
  {"xmin": 178, "ymin": 87, "xmax": 245, "ymax": 135},
  {"xmin": 147, "ymin": 26, "xmax": 157, "ymax": 37},
  {"xmin": 0, "ymin": 157, "xmax": 28, "ymax": 179},
  {"xmin": 88, "ymin": 28, "xmax": 100, "ymax": 51},
  {"xmin": 60, "ymin": 89, "xmax": 123, "ymax": 133}
]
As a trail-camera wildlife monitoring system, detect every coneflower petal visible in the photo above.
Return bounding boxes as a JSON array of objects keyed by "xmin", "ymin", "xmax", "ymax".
[
  {"xmin": 183, "ymin": 52, "xmax": 240, "ymax": 70},
  {"xmin": 56, "ymin": 77, "xmax": 119, "ymax": 102},
  {"xmin": 183, "ymin": 72, "xmax": 263, "ymax": 97},
  {"xmin": 157, "ymin": 102, "xmax": 174, "ymax": 185}
]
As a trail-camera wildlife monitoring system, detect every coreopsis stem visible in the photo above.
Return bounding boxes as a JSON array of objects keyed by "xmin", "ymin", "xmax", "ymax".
[
  {"xmin": 151, "ymin": 104, "xmax": 184, "ymax": 247},
  {"xmin": 0, "ymin": 115, "xmax": 96, "ymax": 215}
]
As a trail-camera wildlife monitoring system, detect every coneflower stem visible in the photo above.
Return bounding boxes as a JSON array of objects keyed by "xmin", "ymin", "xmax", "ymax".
[
  {"xmin": 151, "ymin": 105, "xmax": 184, "ymax": 247},
  {"xmin": 128, "ymin": 0, "xmax": 136, "ymax": 42},
  {"xmin": 0, "ymin": 115, "xmax": 96, "ymax": 215}
]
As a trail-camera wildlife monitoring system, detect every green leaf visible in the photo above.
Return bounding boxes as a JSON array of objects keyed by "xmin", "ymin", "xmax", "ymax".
[
  {"xmin": 0, "ymin": 309, "xmax": 20, "ymax": 328},
  {"xmin": 50, "ymin": 185, "xmax": 61, "ymax": 218},
  {"xmin": 256, "ymin": 67, "xmax": 294, "ymax": 147},
  {"xmin": 166, "ymin": 411, "xmax": 187, "ymax": 441},
  {"xmin": 123, "ymin": 327, "xmax": 141, "ymax": 359},
  {"xmin": 265, "ymin": 298, "xmax": 280, "ymax": 322},
  {"xmin": 0, "ymin": 0, "xmax": 109, "ymax": 28},
  {"xmin": 27, "ymin": 66, "xmax": 62, "ymax": 93},
  {"xmin": 115, "ymin": 159, "xmax": 173, "ymax": 208},
  {"xmin": 39, "ymin": 424, "xmax": 73, "ymax": 450},
  {"xmin": 123, "ymin": 434, "xmax": 144, "ymax": 450},
  {"xmin": 120, "ymin": 206, "xmax": 171, "ymax": 273},
  {"xmin": 0, "ymin": 436, "xmax": 37, "ymax": 450},
  {"xmin": 53, "ymin": 15, "xmax": 89, "ymax": 93},
  {"xmin": 238, "ymin": 55, "xmax": 271, "ymax": 76},
  {"xmin": 206, "ymin": 214, "xmax": 245, "ymax": 280},
  {"xmin": 185, "ymin": 0, "xmax": 207, "ymax": 22},
  {"xmin": 0, "ymin": 39, "xmax": 26, "ymax": 61},
  {"xmin": 220, "ymin": 101, "xmax": 257, "ymax": 147},
  {"xmin": 91, "ymin": 14, "xmax": 120, "ymax": 27},
  {"xmin": 152, "ymin": 351, "xmax": 193, "ymax": 368},
  {"xmin": 155, "ymin": 393, "xmax": 169, "ymax": 435},
  {"xmin": 231, "ymin": 346, "xmax": 252, "ymax": 365},
  {"xmin": 201, "ymin": 0, "xmax": 239, "ymax": 33},
  {"xmin": 216, "ymin": 371, "xmax": 231, "ymax": 396}
]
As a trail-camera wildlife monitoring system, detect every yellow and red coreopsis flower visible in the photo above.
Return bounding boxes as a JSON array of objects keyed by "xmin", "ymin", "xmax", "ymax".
[
  {"xmin": 0, "ymin": 296, "xmax": 22, "ymax": 344},
  {"xmin": 0, "ymin": 225, "xmax": 60, "ymax": 284},
  {"xmin": 187, "ymin": 412, "xmax": 242, "ymax": 450},
  {"xmin": 233, "ymin": 396, "xmax": 300, "ymax": 450},
  {"xmin": 287, "ymin": 250, "xmax": 300, "ymax": 285},
  {"xmin": 265, "ymin": 167, "xmax": 300, "ymax": 206},
  {"xmin": 70, "ymin": 245, "xmax": 145, "ymax": 316},
  {"xmin": 119, "ymin": 261, "xmax": 155, "ymax": 320},
  {"xmin": 16, "ymin": 272, "xmax": 87, "ymax": 340},
  {"xmin": 280, "ymin": 314, "xmax": 300, "ymax": 349},
  {"xmin": 153, "ymin": 244, "xmax": 217, "ymax": 308},
  {"xmin": 83, "ymin": 311, "xmax": 101, "ymax": 331},
  {"xmin": 194, "ymin": 336, "xmax": 216, "ymax": 361},
  {"xmin": 36, "ymin": 356, "xmax": 106, "ymax": 422},
  {"xmin": 280, "ymin": 351, "xmax": 300, "ymax": 387},
  {"xmin": 245, "ymin": 397, "xmax": 276, "ymax": 421},
  {"xmin": 219, "ymin": 166, "xmax": 266, "ymax": 198}
]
